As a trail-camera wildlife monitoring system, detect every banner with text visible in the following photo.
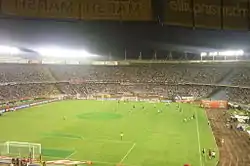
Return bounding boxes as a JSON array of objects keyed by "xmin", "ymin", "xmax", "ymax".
[
  {"xmin": 80, "ymin": 0, "xmax": 152, "ymax": 21},
  {"xmin": 1, "ymin": 0, "xmax": 152, "ymax": 21},
  {"xmin": 164, "ymin": 0, "xmax": 249, "ymax": 30},
  {"xmin": 1, "ymin": 0, "xmax": 80, "ymax": 19}
]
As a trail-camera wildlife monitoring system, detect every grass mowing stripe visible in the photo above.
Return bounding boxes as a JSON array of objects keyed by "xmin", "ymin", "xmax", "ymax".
[
  {"xmin": 42, "ymin": 148, "xmax": 75, "ymax": 158},
  {"xmin": 44, "ymin": 133, "xmax": 83, "ymax": 140},
  {"xmin": 86, "ymin": 138, "xmax": 133, "ymax": 144},
  {"xmin": 0, "ymin": 101, "xmax": 218, "ymax": 166},
  {"xmin": 195, "ymin": 109, "xmax": 203, "ymax": 166},
  {"xmin": 119, "ymin": 143, "xmax": 136, "ymax": 164},
  {"xmin": 44, "ymin": 132, "xmax": 132, "ymax": 144}
]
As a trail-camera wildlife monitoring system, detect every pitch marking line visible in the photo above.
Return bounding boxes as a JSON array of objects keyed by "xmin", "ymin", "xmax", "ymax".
[
  {"xmin": 86, "ymin": 160, "xmax": 140, "ymax": 166},
  {"xmin": 119, "ymin": 143, "xmax": 136, "ymax": 164},
  {"xmin": 195, "ymin": 110, "xmax": 203, "ymax": 166},
  {"xmin": 44, "ymin": 156, "xmax": 140, "ymax": 166},
  {"xmin": 65, "ymin": 150, "xmax": 77, "ymax": 159}
]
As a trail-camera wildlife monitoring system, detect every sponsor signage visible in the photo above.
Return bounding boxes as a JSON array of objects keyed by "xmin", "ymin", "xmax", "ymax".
[
  {"xmin": 1, "ymin": 0, "xmax": 152, "ymax": 21},
  {"xmin": 164, "ymin": 0, "xmax": 250, "ymax": 30},
  {"xmin": 80, "ymin": 0, "xmax": 152, "ymax": 21},
  {"xmin": 1, "ymin": 0, "xmax": 80, "ymax": 19},
  {"xmin": 201, "ymin": 100, "xmax": 228, "ymax": 109},
  {"xmin": 1, "ymin": 99, "xmax": 59, "ymax": 114}
]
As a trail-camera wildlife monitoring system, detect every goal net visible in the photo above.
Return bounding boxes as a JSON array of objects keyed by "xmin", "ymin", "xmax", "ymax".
[{"xmin": 0, "ymin": 141, "xmax": 41, "ymax": 159}]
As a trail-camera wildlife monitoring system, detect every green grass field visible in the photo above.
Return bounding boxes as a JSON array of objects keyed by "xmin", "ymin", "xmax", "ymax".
[{"xmin": 0, "ymin": 100, "xmax": 218, "ymax": 166}]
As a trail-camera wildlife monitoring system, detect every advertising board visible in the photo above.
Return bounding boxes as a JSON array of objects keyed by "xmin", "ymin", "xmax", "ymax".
[
  {"xmin": 1, "ymin": 0, "xmax": 152, "ymax": 21},
  {"xmin": 193, "ymin": 0, "xmax": 221, "ymax": 29},
  {"xmin": 80, "ymin": 0, "xmax": 152, "ymax": 21},
  {"xmin": 164, "ymin": 0, "xmax": 193, "ymax": 27},
  {"xmin": 1, "ymin": 0, "xmax": 80, "ymax": 19},
  {"xmin": 222, "ymin": 0, "xmax": 248, "ymax": 30},
  {"xmin": 201, "ymin": 100, "xmax": 228, "ymax": 109},
  {"xmin": 164, "ymin": 0, "xmax": 250, "ymax": 30}
]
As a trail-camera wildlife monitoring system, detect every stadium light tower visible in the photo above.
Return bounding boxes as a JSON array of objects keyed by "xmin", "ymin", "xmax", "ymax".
[
  {"xmin": 36, "ymin": 47, "xmax": 99, "ymax": 58},
  {"xmin": 200, "ymin": 49, "xmax": 244, "ymax": 61},
  {"xmin": 0, "ymin": 45, "xmax": 21, "ymax": 55}
]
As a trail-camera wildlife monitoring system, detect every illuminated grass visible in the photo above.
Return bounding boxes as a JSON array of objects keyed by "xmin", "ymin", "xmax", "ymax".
[{"xmin": 0, "ymin": 100, "xmax": 218, "ymax": 166}]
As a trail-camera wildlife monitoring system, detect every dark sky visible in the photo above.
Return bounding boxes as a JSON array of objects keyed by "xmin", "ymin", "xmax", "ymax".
[{"xmin": 0, "ymin": 17, "xmax": 250, "ymax": 59}]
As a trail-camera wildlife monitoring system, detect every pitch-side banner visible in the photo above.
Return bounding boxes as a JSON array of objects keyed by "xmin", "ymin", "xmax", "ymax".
[
  {"xmin": 164, "ymin": 0, "xmax": 249, "ymax": 30},
  {"xmin": 1, "ymin": 0, "xmax": 152, "ymax": 21}
]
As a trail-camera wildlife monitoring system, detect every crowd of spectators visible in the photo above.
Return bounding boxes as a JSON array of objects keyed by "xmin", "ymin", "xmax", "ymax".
[
  {"xmin": 0, "ymin": 64, "xmax": 248, "ymax": 104},
  {"xmin": 230, "ymin": 68, "xmax": 250, "ymax": 87},
  {"xmin": 226, "ymin": 88, "xmax": 250, "ymax": 104},
  {"xmin": 0, "ymin": 84, "xmax": 59, "ymax": 101},
  {"xmin": 58, "ymin": 83, "xmax": 215, "ymax": 99},
  {"xmin": 0, "ymin": 64, "xmax": 54, "ymax": 83},
  {"xmin": 48, "ymin": 64, "xmax": 230, "ymax": 84}
]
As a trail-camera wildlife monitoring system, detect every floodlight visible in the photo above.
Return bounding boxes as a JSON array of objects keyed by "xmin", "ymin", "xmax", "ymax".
[
  {"xmin": 0, "ymin": 45, "xmax": 20, "ymax": 55},
  {"xmin": 235, "ymin": 50, "xmax": 244, "ymax": 56},
  {"xmin": 36, "ymin": 47, "xmax": 98, "ymax": 58},
  {"xmin": 200, "ymin": 52, "xmax": 207, "ymax": 56},
  {"xmin": 209, "ymin": 52, "xmax": 218, "ymax": 56},
  {"xmin": 218, "ymin": 50, "xmax": 244, "ymax": 56}
]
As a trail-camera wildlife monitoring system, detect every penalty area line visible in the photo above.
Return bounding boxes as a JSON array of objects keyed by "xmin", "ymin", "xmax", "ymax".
[
  {"xmin": 119, "ymin": 143, "xmax": 136, "ymax": 164},
  {"xmin": 65, "ymin": 150, "xmax": 77, "ymax": 159}
]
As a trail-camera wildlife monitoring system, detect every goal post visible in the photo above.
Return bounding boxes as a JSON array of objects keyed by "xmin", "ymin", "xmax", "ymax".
[{"xmin": 1, "ymin": 141, "xmax": 41, "ymax": 160}]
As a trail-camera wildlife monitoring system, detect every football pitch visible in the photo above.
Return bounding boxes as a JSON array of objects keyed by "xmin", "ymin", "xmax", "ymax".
[{"xmin": 0, "ymin": 100, "xmax": 218, "ymax": 166}]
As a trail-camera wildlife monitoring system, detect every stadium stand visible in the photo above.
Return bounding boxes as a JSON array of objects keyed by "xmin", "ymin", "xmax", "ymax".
[
  {"xmin": 0, "ymin": 62, "xmax": 250, "ymax": 166},
  {"xmin": 0, "ymin": 63, "xmax": 248, "ymax": 104},
  {"xmin": 48, "ymin": 64, "xmax": 230, "ymax": 84}
]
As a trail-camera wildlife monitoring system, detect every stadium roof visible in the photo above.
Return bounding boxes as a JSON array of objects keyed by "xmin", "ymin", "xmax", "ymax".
[{"xmin": 0, "ymin": 18, "xmax": 249, "ymax": 59}]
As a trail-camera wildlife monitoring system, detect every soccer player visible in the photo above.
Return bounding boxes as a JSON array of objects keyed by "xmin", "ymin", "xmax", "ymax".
[
  {"xmin": 120, "ymin": 132, "xmax": 124, "ymax": 140},
  {"xmin": 211, "ymin": 150, "xmax": 216, "ymax": 159},
  {"xmin": 179, "ymin": 108, "xmax": 182, "ymax": 113},
  {"xmin": 202, "ymin": 148, "xmax": 206, "ymax": 156},
  {"xmin": 208, "ymin": 149, "xmax": 212, "ymax": 159}
]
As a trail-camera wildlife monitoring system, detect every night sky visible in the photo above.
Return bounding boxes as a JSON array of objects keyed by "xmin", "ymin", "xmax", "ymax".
[{"xmin": 0, "ymin": 17, "xmax": 250, "ymax": 59}]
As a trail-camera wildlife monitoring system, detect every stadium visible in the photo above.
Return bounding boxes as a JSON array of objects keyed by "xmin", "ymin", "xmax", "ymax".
[{"xmin": 0, "ymin": 0, "xmax": 250, "ymax": 166}]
